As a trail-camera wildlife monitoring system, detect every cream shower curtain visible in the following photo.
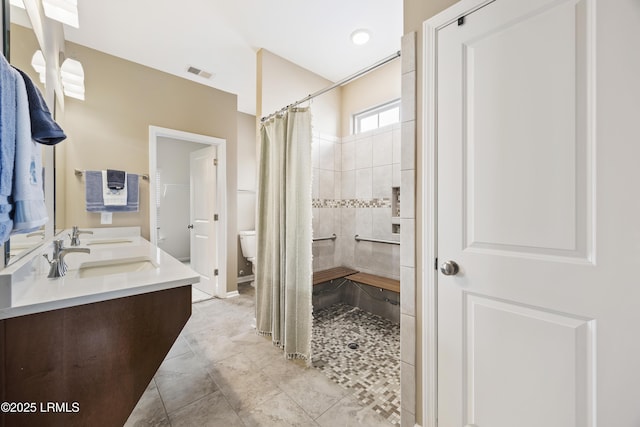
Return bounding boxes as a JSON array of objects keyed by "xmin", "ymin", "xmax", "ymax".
[{"xmin": 256, "ymin": 107, "xmax": 313, "ymax": 361}]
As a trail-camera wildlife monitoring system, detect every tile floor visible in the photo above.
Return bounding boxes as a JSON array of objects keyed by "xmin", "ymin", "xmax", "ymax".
[
  {"xmin": 181, "ymin": 261, "xmax": 213, "ymax": 303},
  {"xmin": 191, "ymin": 286, "xmax": 212, "ymax": 303},
  {"xmin": 125, "ymin": 284, "xmax": 393, "ymax": 426},
  {"xmin": 312, "ymin": 303, "xmax": 401, "ymax": 425}
]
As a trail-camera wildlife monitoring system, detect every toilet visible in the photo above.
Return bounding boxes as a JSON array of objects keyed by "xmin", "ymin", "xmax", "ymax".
[{"xmin": 238, "ymin": 230, "xmax": 256, "ymax": 287}]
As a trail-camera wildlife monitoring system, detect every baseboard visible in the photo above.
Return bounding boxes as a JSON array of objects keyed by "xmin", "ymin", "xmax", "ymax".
[
  {"xmin": 225, "ymin": 290, "xmax": 240, "ymax": 298},
  {"xmin": 237, "ymin": 274, "xmax": 254, "ymax": 284}
]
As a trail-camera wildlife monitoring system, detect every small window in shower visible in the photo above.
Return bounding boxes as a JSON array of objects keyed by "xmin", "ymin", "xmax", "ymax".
[{"xmin": 353, "ymin": 99, "xmax": 401, "ymax": 134}]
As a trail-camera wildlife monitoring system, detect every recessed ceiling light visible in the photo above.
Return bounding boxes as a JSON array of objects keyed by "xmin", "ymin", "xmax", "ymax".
[{"xmin": 351, "ymin": 29, "xmax": 371, "ymax": 46}]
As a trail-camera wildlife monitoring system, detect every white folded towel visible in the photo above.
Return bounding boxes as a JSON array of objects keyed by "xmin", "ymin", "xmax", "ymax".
[{"xmin": 102, "ymin": 170, "xmax": 127, "ymax": 206}]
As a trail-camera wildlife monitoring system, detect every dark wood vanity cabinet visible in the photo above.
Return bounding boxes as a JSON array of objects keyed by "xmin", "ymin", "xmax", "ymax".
[{"xmin": 0, "ymin": 285, "xmax": 191, "ymax": 427}]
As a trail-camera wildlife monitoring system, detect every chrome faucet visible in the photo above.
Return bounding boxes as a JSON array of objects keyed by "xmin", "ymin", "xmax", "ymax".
[
  {"xmin": 43, "ymin": 239, "xmax": 90, "ymax": 278},
  {"xmin": 69, "ymin": 226, "xmax": 93, "ymax": 246}
]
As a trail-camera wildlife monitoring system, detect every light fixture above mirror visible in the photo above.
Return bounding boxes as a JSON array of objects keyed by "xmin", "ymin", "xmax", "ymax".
[
  {"xmin": 60, "ymin": 57, "xmax": 84, "ymax": 100},
  {"xmin": 31, "ymin": 49, "xmax": 46, "ymax": 83}
]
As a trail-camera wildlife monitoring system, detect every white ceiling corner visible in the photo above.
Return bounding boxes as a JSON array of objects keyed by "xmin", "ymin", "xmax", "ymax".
[{"xmin": 61, "ymin": 0, "xmax": 402, "ymax": 116}]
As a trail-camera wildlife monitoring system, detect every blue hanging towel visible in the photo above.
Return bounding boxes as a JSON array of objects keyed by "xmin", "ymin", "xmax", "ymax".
[
  {"xmin": 85, "ymin": 171, "xmax": 139, "ymax": 212},
  {"xmin": 13, "ymin": 67, "xmax": 66, "ymax": 145},
  {"xmin": 0, "ymin": 54, "xmax": 17, "ymax": 243},
  {"xmin": 106, "ymin": 169, "xmax": 126, "ymax": 190}
]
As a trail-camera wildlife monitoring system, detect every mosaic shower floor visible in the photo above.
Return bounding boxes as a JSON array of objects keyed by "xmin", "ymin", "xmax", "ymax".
[{"xmin": 312, "ymin": 303, "xmax": 401, "ymax": 425}]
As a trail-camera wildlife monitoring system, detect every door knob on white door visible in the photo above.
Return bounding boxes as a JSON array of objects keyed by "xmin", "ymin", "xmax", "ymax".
[{"xmin": 440, "ymin": 260, "xmax": 460, "ymax": 276}]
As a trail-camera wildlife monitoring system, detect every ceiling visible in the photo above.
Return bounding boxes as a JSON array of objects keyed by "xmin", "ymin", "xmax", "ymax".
[{"xmin": 59, "ymin": 0, "xmax": 403, "ymax": 116}]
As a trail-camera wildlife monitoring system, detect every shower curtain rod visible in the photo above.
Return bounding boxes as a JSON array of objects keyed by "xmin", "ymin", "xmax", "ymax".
[{"xmin": 260, "ymin": 50, "xmax": 401, "ymax": 123}]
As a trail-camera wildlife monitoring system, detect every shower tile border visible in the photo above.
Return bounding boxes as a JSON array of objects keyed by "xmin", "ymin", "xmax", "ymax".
[{"xmin": 312, "ymin": 198, "xmax": 392, "ymax": 209}]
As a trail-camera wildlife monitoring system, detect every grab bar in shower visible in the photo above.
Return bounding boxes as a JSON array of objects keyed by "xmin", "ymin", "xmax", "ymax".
[
  {"xmin": 354, "ymin": 235, "xmax": 400, "ymax": 245},
  {"xmin": 313, "ymin": 233, "xmax": 337, "ymax": 242}
]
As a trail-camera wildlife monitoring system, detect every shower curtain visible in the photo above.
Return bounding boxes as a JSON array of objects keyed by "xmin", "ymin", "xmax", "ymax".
[{"xmin": 256, "ymin": 107, "xmax": 313, "ymax": 361}]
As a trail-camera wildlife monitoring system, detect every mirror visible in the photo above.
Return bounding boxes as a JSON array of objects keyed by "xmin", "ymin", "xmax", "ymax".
[
  {"xmin": 5, "ymin": 1, "xmax": 239, "ymax": 285},
  {"xmin": 3, "ymin": 4, "xmax": 58, "ymax": 265}
]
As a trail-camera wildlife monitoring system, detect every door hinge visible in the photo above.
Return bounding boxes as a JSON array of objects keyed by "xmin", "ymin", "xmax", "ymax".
[
  {"xmin": 214, "ymin": 214, "xmax": 219, "ymax": 221},
  {"xmin": 458, "ymin": 16, "xmax": 465, "ymax": 26},
  {"xmin": 434, "ymin": 257, "xmax": 438, "ymax": 270},
  {"xmin": 214, "ymin": 269, "xmax": 219, "ymax": 276},
  {"xmin": 213, "ymin": 158, "xmax": 218, "ymax": 166}
]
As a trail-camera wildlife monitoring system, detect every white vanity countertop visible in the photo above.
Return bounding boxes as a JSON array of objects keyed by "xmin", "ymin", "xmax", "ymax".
[{"xmin": 0, "ymin": 228, "xmax": 200, "ymax": 320}]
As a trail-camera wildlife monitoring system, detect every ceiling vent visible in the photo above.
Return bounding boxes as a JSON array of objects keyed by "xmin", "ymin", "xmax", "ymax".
[{"xmin": 187, "ymin": 66, "xmax": 213, "ymax": 79}]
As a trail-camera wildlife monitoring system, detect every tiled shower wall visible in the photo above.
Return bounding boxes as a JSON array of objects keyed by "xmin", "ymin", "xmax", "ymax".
[
  {"xmin": 312, "ymin": 132, "xmax": 342, "ymax": 270},
  {"xmin": 312, "ymin": 124, "xmax": 402, "ymax": 280}
]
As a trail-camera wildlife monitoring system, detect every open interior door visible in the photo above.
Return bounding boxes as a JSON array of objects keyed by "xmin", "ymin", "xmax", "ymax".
[{"xmin": 189, "ymin": 145, "xmax": 218, "ymax": 296}]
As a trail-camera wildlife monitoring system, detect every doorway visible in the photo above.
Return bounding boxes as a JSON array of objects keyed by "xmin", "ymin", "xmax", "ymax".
[{"xmin": 149, "ymin": 126, "xmax": 228, "ymax": 300}]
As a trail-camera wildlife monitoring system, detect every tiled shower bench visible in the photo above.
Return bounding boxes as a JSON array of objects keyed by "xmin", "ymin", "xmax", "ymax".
[{"xmin": 312, "ymin": 267, "xmax": 400, "ymax": 323}]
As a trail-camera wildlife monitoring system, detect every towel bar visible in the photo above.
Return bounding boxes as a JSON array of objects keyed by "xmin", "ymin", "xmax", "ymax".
[
  {"xmin": 75, "ymin": 169, "xmax": 149, "ymax": 181},
  {"xmin": 354, "ymin": 235, "xmax": 400, "ymax": 245},
  {"xmin": 313, "ymin": 233, "xmax": 337, "ymax": 242}
]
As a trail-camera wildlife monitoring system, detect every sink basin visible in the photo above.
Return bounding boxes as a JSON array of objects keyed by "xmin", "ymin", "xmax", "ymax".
[
  {"xmin": 86, "ymin": 238, "xmax": 134, "ymax": 246},
  {"xmin": 78, "ymin": 256, "xmax": 157, "ymax": 278}
]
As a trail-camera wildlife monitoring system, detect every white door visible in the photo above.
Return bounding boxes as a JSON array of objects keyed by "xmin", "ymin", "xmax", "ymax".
[
  {"xmin": 434, "ymin": 0, "xmax": 640, "ymax": 425},
  {"xmin": 190, "ymin": 146, "xmax": 218, "ymax": 296}
]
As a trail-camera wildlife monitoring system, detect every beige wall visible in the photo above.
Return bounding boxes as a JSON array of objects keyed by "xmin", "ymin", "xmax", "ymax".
[
  {"xmin": 237, "ymin": 112, "xmax": 257, "ymax": 196},
  {"xmin": 237, "ymin": 111, "xmax": 256, "ymax": 277},
  {"xmin": 340, "ymin": 59, "xmax": 401, "ymax": 137},
  {"xmin": 257, "ymin": 49, "xmax": 341, "ymax": 137},
  {"xmin": 403, "ymin": 0, "xmax": 460, "ymax": 424},
  {"xmin": 257, "ymin": 49, "xmax": 400, "ymax": 139},
  {"xmin": 59, "ymin": 41, "xmax": 239, "ymax": 293}
]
